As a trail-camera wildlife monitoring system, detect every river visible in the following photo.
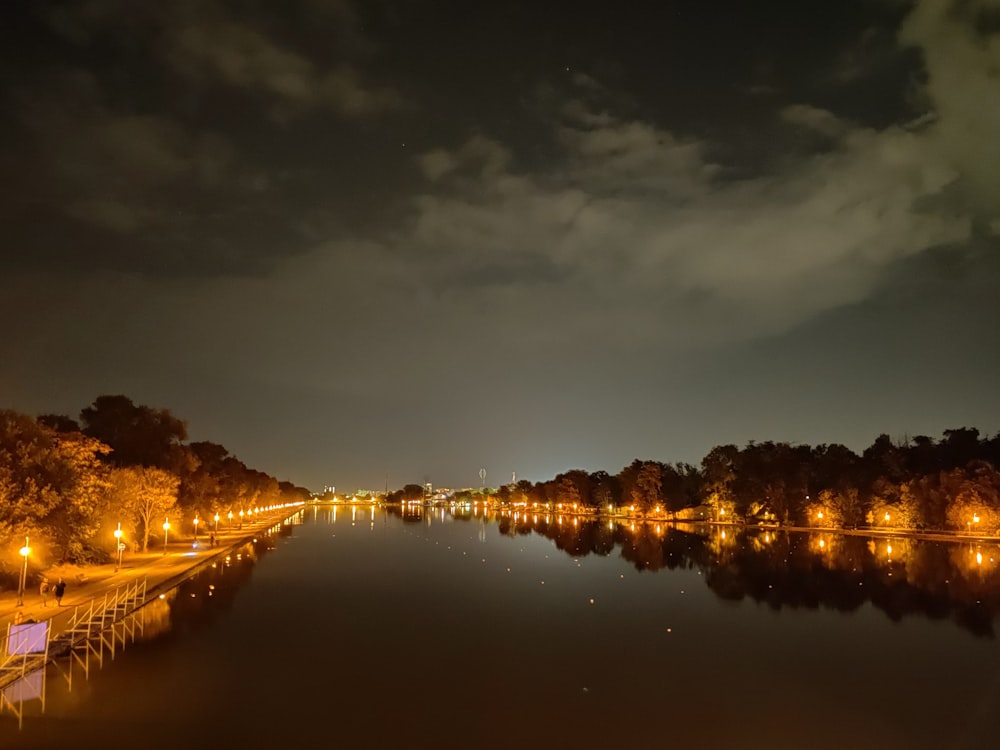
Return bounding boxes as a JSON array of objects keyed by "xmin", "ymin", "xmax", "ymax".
[{"xmin": 3, "ymin": 503, "xmax": 999, "ymax": 749}]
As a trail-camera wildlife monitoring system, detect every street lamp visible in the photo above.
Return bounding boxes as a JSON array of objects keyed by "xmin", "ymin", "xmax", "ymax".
[
  {"xmin": 239, "ymin": 509, "xmax": 244, "ymax": 529},
  {"xmin": 114, "ymin": 523, "xmax": 123, "ymax": 572},
  {"xmin": 193, "ymin": 515, "xmax": 199, "ymax": 542},
  {"xmin": 228, "ymin": 511, "xmax": 233, "ymax": 529},
  {"xmin": 162, "ymin": 518, "xmax": 170, "ymax": 555},
  {"xmin": 17, "ymin": 536, "xmax": 30, "ymax": 607},
  {"xmin": 214, "ymin": 513, "xmax": 220, "ymax": 533}
]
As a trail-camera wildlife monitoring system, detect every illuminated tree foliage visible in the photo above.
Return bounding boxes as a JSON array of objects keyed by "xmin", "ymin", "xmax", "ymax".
[
  {"xmin": 108, "ymin": 466, "xmax": 179, "ymax": 552},
  {"xmin": 0, "ymin": 398, "xmax": 310, "ymax": 565},
  {"xmin": 479, "ymin": 427, "xmax": 1000, "ymax": 533},
  {"xmin": 0, "ymin": 410, "xmax": 111, "ymax": 562}
]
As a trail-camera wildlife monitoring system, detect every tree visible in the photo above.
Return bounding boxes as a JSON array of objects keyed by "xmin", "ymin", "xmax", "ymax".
[
  {"xmin": 401, "ymin": 484, "xmax": 425, "ymax": 502},
  {"xmin": 590, "ymin": 470, "xmax": 621, "ymax": 510},
  {"xmin": 661, "ymin": 463, "xmax": 701, "ymax": 514},
  {"xmin": 41, "ymin": 432, "xmax": 113, "ymax": 561},
  {"xmin": 940, "ymin": 427, "xmax": 982, "ymax": 470},
  {"xmin": 109, "ymin": 467, "xmax": 180, "ymax": 551},
  {"xmin": 701, "ymin": 445, "xmax": 738, "ymax": 514},
  {"xmin": 555, "ymin": 476, "xmax": 582, "ymax": 507},
  {"xmin": 942, "ymin": 462, "xmax": 1000, "ymax": 533},
  {"xmin": 635, "ymin": 462, "xmax": 664, "ymax": 512},
  {"xmin": 0, "ymin": 410, "xmax": 111, "ymax": 562},
  {"xmin": 552, "ymin": 470, "xmax": 592, "ymax": 508},
  {"xmin": 513, "ymin": 480, "xmax": 535, "ymax": 505},
  {"xmin": 80, "ymin": 395, "xmax": 188, "ymax": 470},
  {"xmin": 36, "ymin": 414, "xmax": 81, "ymax": 433}
]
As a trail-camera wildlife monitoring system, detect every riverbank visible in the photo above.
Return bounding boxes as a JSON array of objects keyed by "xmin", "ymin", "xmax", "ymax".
[
  {"xmin": 0, "ymin": 506, "xmax": 304, "ymax": 635},
  {"xmin": 438, "ymin": 501, "xmax": 1000, "ymax": 545}
]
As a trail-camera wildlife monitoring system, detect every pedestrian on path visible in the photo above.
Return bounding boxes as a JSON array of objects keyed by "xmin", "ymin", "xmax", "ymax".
[
  {"xmin": 39, "ymin": 577, "xmax": 50, "ymax": 607},
  {"xmin": 54, "ymin": 578, "xmax": 66, "ymax": 606}
]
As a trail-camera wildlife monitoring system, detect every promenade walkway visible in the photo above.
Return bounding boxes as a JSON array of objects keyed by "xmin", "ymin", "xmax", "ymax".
[{"xmin": 0, "ymin": 508, "xmax": 302, "ymax": 639}]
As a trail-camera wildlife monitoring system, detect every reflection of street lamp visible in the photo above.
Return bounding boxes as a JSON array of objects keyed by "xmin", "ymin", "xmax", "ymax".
[
  {"xmin": 162, "ymin": 518, "xmax": 170, "ymax": 555},
  {"xmin": 193, "ymin": 515, "xmax": 199, "ymax": 542},
  {"xmin": 17, "ymin": 536, "xmax": 30, "ymax": 606},
  {"xmin": 114, "ymin": 523, "xmax": 123, "ymax": 571}
]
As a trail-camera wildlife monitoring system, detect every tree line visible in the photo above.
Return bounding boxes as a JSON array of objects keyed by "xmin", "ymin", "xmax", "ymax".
[
  {"xmin": 1, "ymin": 395, "xmax": 310, "ymax": 574},
  {"xmin": 427, "ymin": 428, "xmax": 1000, "ymax": 533}
]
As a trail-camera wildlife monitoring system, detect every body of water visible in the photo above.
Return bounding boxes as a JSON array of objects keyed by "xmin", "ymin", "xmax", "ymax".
[{"xmin": 3, "ymin": 504, "xmax": 1000, "ymax": 749}]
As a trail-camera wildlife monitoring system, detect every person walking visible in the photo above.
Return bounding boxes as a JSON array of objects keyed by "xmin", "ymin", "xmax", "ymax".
[
  {"xmin": 54, "ymin": 578, "xmax": 66, "ymax": 606},
  {"xmin": 39, "ymin": 577, "xmax": 50, "ymax": 607}
]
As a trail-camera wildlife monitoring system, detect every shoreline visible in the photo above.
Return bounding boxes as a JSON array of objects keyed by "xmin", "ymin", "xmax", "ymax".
[
  {"xmin": 0, "ymin": 507, "xmax": 304, "ymax": 633},
  {"xmin": 5, "ymin": 501, "xmax": 996, "ymax": 628},
  {"xmin": 387, "ymin": 500, "xmax": 1000, "ymax": 545}
]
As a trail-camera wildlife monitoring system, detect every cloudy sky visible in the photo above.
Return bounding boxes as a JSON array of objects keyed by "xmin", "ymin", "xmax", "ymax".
[{"xmin": 2, "ymin": 0, "xmax": 998, "ymax": 491}]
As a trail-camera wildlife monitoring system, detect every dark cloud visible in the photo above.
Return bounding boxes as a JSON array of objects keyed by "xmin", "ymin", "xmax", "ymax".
[
  {"xmin": 0, "ymin": 0, "xmax": 404, "ymax": 278},
  {"xmin": 1, "ymin": 0, "xmax": 997, "ymax": 489}
]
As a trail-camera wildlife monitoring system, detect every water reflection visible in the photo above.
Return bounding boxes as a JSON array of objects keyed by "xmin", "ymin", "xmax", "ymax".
[
  {"xmin": 0, "ymin": 518, "xmax": 297, "ymax": 731},
  {"xmin": 387, "ymin": 504, "xmax": 1000, "ymax": 638},
  {"xmin": 4, "ymin": 504, "xmax": 1000, "ymax": 748}
]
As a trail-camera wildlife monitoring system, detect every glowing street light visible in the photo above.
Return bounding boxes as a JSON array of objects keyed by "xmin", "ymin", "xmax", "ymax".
[
  {"xmin": 884, "ymin": 511, "xmax": 891, "ymax": 523},
  {"xmin": 193, "ymin": 515, "xmax": 199, "ymax": 542},
  {"xmin": 114, "ymin": 523, "xmax": 124, "ymax": 572},
  {"xmin": 228, "ymin": 511, "xmax": 233, "ymax": 529},
  {"xmin": 162, "ymin": 518, "xmax": 171, "ymax": 555},
  {"xmin": 214, "ymin": 513, "xmax": 220, "ymax": 533},
  {"xmin": 239, "ymin": 509, "xmax": 244, "ymax": 529},
  {"xmin": 17, "ymin": 536, "xmax": 30, "ymax": 606}
]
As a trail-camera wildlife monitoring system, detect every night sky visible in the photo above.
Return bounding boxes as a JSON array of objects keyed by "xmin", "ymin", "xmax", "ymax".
[{"xmin": 2, "ymin": 0, "xmax": 998, "ymax": 491}]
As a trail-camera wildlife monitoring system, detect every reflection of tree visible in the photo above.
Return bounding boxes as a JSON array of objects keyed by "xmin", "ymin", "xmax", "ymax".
[{"xmin": 512, "ymin": 517, "xmax": 1000, "ymax": 639}]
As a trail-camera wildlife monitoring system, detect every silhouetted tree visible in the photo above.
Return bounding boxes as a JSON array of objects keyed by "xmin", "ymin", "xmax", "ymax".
[{"xmin": 80, "ymin": 395, "xmax": 188, "ymax": 470}]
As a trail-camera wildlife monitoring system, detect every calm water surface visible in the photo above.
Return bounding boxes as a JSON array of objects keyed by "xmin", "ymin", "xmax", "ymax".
[{"xmin": 3, "ymin": 504, "xmax": 1000, "ymax": 749}]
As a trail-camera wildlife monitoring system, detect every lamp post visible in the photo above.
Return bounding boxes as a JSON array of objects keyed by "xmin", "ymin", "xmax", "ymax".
[
  {"xmin": 17, "ymin": 536, "xmax": 30, "ymax": 607},
  {"xmin": 193, "ymin": 515, "xmax": 199, "ymax": 542},
  {"xmin": 214, "ymin": 513, "xmax": 220, "ymax": 534},
  {"xmin": 162, "ymin": 518, "xmax": 170, "ymax": 555},
  {"xmin": 228, "ymin": 511, "xmax": 233, "ymax": 529},
  {"xmin": 114, "ymin": 523, "xmax": 123, "ymax": 572},
  {"xmin": 239, "ymin": 509, "xmax": 244, "ymax": 529}
]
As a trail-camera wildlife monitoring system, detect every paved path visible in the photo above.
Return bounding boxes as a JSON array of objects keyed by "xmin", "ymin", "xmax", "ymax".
[{"xmin": 1, "ymin": 509, "xmax": 301, "ymax": 636}]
